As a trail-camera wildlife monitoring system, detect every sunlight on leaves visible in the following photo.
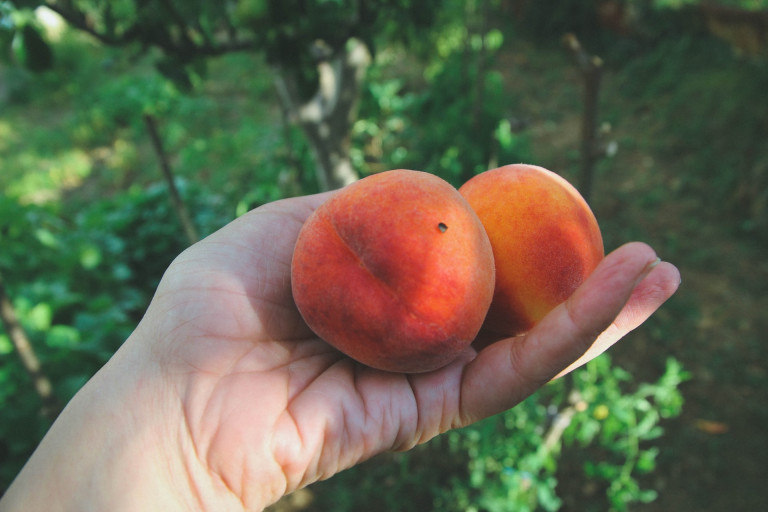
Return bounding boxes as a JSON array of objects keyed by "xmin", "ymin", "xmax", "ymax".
[{"xmin": 0, "ymin": 334, "xmax": 12, "ymax": 355}]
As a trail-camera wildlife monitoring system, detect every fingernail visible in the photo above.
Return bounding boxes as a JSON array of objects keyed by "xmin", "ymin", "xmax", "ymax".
[{"xmin": 634, "ymin": 257, "xmax": 661, "ymax": 287}]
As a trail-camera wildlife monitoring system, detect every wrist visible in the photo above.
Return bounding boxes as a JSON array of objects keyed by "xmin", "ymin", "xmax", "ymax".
[{"xmin": 0, "ymin": 333, "xmax": 251, "ymax": 512}]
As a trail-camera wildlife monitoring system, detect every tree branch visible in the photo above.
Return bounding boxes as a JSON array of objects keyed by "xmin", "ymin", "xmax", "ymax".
[
  {"xmin": 43, "ymin": 0, "xmax": 133, "ymax": 46},
  {"xmin": 0, "ymin": 271, "xmax": 62, "ymax": 420},
  {"xmin": 43, "ymin": 1, "xmax": 259, "ymax": 57}
]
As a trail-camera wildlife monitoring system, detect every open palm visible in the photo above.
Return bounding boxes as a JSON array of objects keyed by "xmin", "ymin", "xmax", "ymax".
[{"xmin": 133, "ymin": 191, "xmax": 680, "ymax": 511}]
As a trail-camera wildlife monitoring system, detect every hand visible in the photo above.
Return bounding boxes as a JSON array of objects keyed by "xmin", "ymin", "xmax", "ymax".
[{"xmin": 0, "ymin": 192, "xmax": 680, "ymax": 512}]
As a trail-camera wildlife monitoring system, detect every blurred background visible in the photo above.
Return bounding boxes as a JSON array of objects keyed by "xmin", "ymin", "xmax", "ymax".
[{"xmin": 1, "ymin": 1, "xmax": 766, "ymax": 510}]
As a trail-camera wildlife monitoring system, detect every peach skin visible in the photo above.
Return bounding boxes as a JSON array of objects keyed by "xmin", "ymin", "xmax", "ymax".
[
  {"xmin": 459, "ymin": 164, "xmax": 604, "ymax": 337},
  {"xmin": 291, "ymin": 169, "xmax": 495, "ymax": 373}
]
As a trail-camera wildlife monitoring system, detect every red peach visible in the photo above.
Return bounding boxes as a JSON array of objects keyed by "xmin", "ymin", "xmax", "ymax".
[{"xmin": 291, "ymin": 170, "xmax": 495, "ymax": 373}]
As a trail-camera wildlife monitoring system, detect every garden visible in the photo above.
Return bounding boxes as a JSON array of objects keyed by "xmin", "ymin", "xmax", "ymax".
[{"xmin": 1, "ymin": 1, "xmax": 767, "ymax": 510}]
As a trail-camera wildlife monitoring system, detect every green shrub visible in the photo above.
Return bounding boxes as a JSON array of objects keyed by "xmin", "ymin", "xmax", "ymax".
[
  {"xmin": 304, "ymin": 354, "xmax": 687, "ymax": 512},
  {"xmin": 354, "ymin": 26, "xmax": 531, "ymax": 187},
  {"xmin": 0, "ymin": 182, "xmax": 231, "ymax": 489}
]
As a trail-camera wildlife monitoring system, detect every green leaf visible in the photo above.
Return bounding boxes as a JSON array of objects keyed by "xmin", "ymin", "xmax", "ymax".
[
  {"xmin": 635, "ymin": 408, "xmax": 661, "ymax": 439},
  {"xmin": 34, "ymin": 227, "xmax": 58, "ymax": 248},
  {"xmin": 636, "ymin": 447, "xmax": 659, "ymax": 474},
  {"xmin": 638, "ymin": 488, "xmax": 659, "ymax": 503},
  {"xmin": 79, "ymin": 244, "xmax": 102, "ymax": 269},
  {"xmin": 0, "ymin": 333, "xmax": 12, "ymax": 355},
  {"xmin": 485, "ymin": 29, "xmax": 504, "ymax": 52},
  {"xmin": 46, "ymin": 324, "xmax": 81, "ymax": 349},
  {"xmin": 234, "ymin": 0, "xmax": 268, "ymax": 24},
  {"xmin": 26, "ymin": 301, "xmax": 52, "ymax": 331}
]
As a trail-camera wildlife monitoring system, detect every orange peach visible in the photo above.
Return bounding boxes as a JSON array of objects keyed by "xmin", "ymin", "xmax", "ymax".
[
  {"xmin": 459, "ymin": 164, "xmax": 604, "ymax": 337},
  {"xmin": 291, "ymin": 170, "xmax": 495, "ymax": 373}
]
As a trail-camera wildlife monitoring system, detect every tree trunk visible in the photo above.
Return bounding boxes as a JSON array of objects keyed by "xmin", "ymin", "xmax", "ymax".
[
  {"xmin": 272, "ymin": 39, "xmax": 371, "ymax": 191},
  {"xmin": 564, "ymin": 33, "xmax": 604, "ymax": 205}
]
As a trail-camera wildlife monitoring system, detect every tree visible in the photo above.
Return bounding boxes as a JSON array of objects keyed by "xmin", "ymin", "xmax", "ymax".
[{"xmin": 1, "ymin": 0, "xmax": 442, "ymax": 190}]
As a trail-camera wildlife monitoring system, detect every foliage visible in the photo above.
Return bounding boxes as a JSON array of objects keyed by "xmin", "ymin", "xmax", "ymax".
[
  {"xmin": 236, "ymin": 0, "xmax": 442, "ymax": 92},
  {"xmin": 305, "ymin": 355, "xmax": 688, "ymax": 512},
  {"xmin": 1, "ymin": 0, "xmax": 453, "ymax": 192},
  {"xmin": 353, "ymin": 2, "xmax": 530, "ymax": 186},
  {"xmin": 0, "ymin": 182, "xmax": 231, "ymax": 487},
  {"xmin": 0, "ymin": 21, "xmax": 293, "ymax": 493},
  {"xmin": 0, "ymin": 25, "xmax": 291, "ymax": 206},
  {"xmin": 448, "ymin": 356, "xmax": 687, "ymax": 512},
  {"xmin": 1, "ymin": 0, "xmax": 444, "ymax": 93},
  {"xmin": 567, "ymin": 357, "xmax": 689, "ymax": 510}
]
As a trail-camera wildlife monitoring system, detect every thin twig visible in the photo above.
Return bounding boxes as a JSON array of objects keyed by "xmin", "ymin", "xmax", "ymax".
[
  {"xmin": 143, "ymin": 114, "xmax": 200, "ymax": 245},
  {"xmin": 0, "ymin": 271, "xmax": 62, "ymax": 420},
  {"xmin": 541, "ymin": 377, "xmax": 585, "ymax": 457},
  {"xmin": 543, "ymin": 387, "xmax": 583, "ymax": 453}
]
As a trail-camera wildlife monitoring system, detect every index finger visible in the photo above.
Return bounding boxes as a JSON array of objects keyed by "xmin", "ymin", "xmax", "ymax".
[{"xmin": 457, "ymin": 242, "xmax": 680, "ymax": 425}]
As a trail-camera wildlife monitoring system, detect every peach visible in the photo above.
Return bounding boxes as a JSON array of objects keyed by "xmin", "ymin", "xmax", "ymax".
[
  {"xmin": 459, "ymin": 164, "xmax": 604, "ymax": 337},
  {"xmin": 291, "ymin": 170, "xmax": 495, "ymax": 373}
]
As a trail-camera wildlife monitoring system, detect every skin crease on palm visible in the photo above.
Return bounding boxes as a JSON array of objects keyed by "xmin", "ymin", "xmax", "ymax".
[{"xmin": 0, "ymin": 190, "xmax": 681, "ymax": 512}]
